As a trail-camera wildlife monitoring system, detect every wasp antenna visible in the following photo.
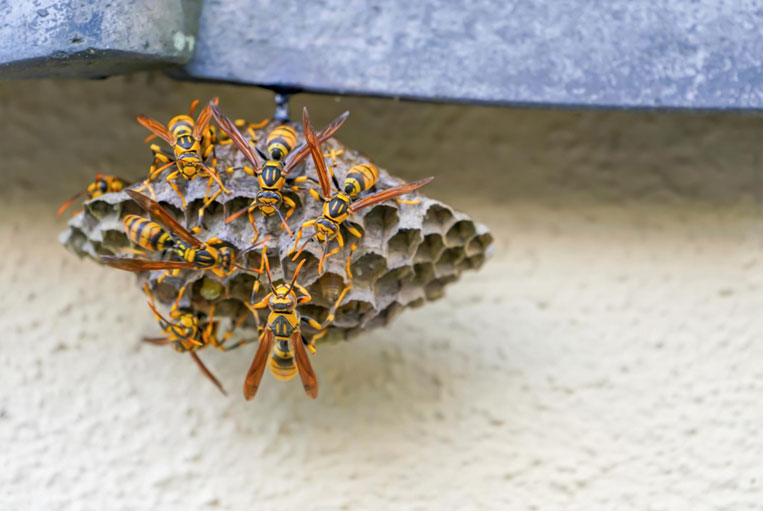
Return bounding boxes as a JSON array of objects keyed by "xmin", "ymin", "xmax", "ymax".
[
  {"xmin": 189, "ymin": 99, "xmax": 200, "ymax": 117},
  {"xmin": 57, "ymin": 189, "xmax": 86, "ymax": 216},
  {"xmin": 286, "ymin": 259, "xmax": 307, "ymax": 295},
  {"xmin": 274, "ymin": 208, "xmax": 293, "ymax": 237},
  {"xmin": 261, "ymin": 247, "xmax": 276, "ymax": 293}
]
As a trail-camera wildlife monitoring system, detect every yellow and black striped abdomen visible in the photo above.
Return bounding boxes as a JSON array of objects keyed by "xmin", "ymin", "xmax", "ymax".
[
  {"xmin": 168, "ymin": 115, "xmax": 195, "ymax": 138},
  {"xmin": 123, "ymin": 215, "xmax": 173, "ymax": 251},
  {"xmin": 343, "ymin": 163, "xmax": 379, "ymax": 197},
  {"xmin": 269, "ymin": 338, "xmax": 298, "ymax": 381},
  {"xmin": 266, "ymin": 125, "xmax": 297, "ymax": 160}
]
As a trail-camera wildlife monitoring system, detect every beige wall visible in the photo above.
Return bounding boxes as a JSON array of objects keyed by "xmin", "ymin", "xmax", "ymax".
[{"xmin": 1, "ymin": 74, "xmax": 761, "ymax": 510}]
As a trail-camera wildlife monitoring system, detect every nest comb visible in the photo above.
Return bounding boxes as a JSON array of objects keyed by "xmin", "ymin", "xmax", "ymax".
[{"xmin": 59, "ymin": 121, "xmax": 494, "ymax": 343}]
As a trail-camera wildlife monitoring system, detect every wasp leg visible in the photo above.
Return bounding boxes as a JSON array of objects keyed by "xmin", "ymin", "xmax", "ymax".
[
  {"xmin": 247, "ymin": 206, "xmax": 261, "ymax": 245},
  {"xmin": 323, "ymin": 148, "xmax": 344, "ymax": 166},
  {"xmin": 345, "ymin": 243, "xmax": 358, "ymax": 280},
  {"xmin": 166, "ymin": 171, "xmax": 187, "ymax": 210},
  {"xmin": 194, "ymin": 177, "xmax": 223, "ymax": 233},
  {"xmin": 308, "ymin": 188, "xmax": 322, "ymax": 201},
  {"xmin": 289, "ymin": 219, "xmax": 316, "ymax": 256},
  {"xmin": 282, "ymin": 196, "xmax": 297, "ymax": 227},
  {"xmin": 319, "ymin": 233, "xmax": 343, "ymax": 275},
  {"xmin": 396, "ymin": 198, "xmax": 421, "ymax": 205},
  {"xmin": 157, "ymin": 268, "xmax": 182, "ymax": 285},
  {"xmin": 289, "ymin": 175, "xmax": 309, "ymax": 192},
  {"xmin": 215, "ymin": 309, "xmax": 251, "ymax": 351},
  {"xmin": 249, "ymin": 252, "xmax": 269, "ymax": 305},
  {"xmin": 293, "ymin": 283, "xmax": 312, "ymax": 305}
]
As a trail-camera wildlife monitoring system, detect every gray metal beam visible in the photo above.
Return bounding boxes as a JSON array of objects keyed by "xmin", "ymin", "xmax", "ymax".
[
  {"xmin": 0, "ymin": 1, "xmax": 201, "ymax": 79},
  {"xmin": 177, "ymin": 0, "xmax": 763, "ymax": 110}
]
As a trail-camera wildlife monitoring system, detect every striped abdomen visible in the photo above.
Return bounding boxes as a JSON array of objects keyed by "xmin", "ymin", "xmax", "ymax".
[
  {"xmin": 269, "ymin": 337, "xmax": 298, "ymax": 381},
  {"xmin": 266, "ymin": 125, "xmax": 297, "ymax": 160},
  {"xmin": 343, "ymin": 163, "xmax": 378, "ymax": 197},
  {"xmin": 123, "ymin": 215, "xmax": 173, "ymax": 251}
]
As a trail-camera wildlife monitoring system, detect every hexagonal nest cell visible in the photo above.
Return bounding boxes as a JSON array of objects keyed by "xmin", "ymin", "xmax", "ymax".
[{"xmin": 59, "ymin": 118, "xmax": 493, "ymax": 344}]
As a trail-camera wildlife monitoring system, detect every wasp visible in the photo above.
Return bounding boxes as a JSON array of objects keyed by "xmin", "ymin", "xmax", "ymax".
[
  {"xmin": 210, "ymin": 102, "xmax": 350, "ymax": 244},
  {"xmin": 57, "ymin": 174, "xmax": 129, "ymax": 216},
  {"xmin": 142, "ymin": 283, "xmax": 254, "ymax": 395},
  {"xmin": 290, "ymin": 107, "xmax": 434, "ymax": 273},
  {"xmin": 101, "ymin": 190, "xmax": 266, "ymax": 282},
  {"xmin": 136, "ymin": 98, "xmax": 231, "ymax": 231},
  {"xmin": 242, "ymin": 250, "xmax": 349, "ymax": 400}
]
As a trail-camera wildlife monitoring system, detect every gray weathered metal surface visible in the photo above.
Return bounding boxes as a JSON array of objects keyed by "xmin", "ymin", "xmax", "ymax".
[
  {"xmin": 178, "ymin": 0, "xmax": 763, "ymax": 110},
  {"xmin": 0, "ymin": 1, "xmax": 201, "ymax": 79}
]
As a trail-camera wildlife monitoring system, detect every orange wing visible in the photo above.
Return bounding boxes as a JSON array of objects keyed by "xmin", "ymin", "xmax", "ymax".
[
  {"xmin": 283, "ymin": 110, "xmax": 350, "ymax": 176},
  {"xmin": 210, "ymin": 102, "xmax": 261, "ymax": 174},
  {"xmin": 349, "ymin": 177, "xmax": 434, "ymax": 213},
  {"xmin": 292, "ymin": 331, "xmax": 318, "ymax": 399},
  {"xmin": 193, "ymin": 100, "xmax": 215, "ymax": 141},
  {"xmin": 99, "ymin": 256, "xmax": 197, "ymax": 272},
  {"xmin": 301, "ymin": 107, "xmax": 333, "ymax": 200},
  {"xmin": 136, "ymin": 115, "xmax": 173, "ymax": 145},
  {"xmin": 126, "ymin": 190, "xmax": 202, "ymax": 248},
  {"xmin": 243, "ymin": 328, "xmax": 274, "ymax": 400}
]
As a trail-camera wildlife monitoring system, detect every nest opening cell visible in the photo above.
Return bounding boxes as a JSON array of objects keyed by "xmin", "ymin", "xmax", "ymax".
[
  {"xmin": 435, "ymin": 246, "xmax": 466, "ymax": 275},
  {"xmin": 310, "ymin": 272, "xmax": 349, "ymax": 308},
  {"xmin": 414, "ymin": 233, "xmax": 446, "ymax": 263},
  {"xmin": 466, "ymin": 232, "xmax": 494, "ymax": 256},
  {"xmin": 424, "ymin": 275, "xmax": 459, "ymax": 301},
  {"xmin": 386, "ymin": 228, "xmax": 423, "ymax": 267},
  {"xmin": 373, "ymin": 266, "xmax": 415, "ymax": 298},
  {"xmin": 101, "ymin": 229, "xmax": 130, "ymax": 252},
  {"xmin": 357, "ymin": 204, "xmax": 399, "ymax": 242},
  {"xmin": 445, "ymin": 220, "xmax": 477, "ymax": 247},
  {"xmin": 349, "ymin": 252, "xmax": 387, "ymax": 285},
  {"xmin": 363, "ymin": 302, "xmax": 404, "ymax": 330},
  {"xmin": 412, "ymin": 262, "xmax": 435, "ymax": 287},
  {"xmin": 423, "ymin": 204, "xmax": 455, "ymax": 233}
]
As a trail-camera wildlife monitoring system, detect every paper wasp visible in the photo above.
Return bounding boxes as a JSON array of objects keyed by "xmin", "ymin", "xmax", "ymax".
[
  {"xmin": 57, "ymin": 174, "xmax": 129, "ymax": 216},
  {"xmin": 210, "ymin": 102, "xmax": 350, "ymax": 244},
  {"xmin": 290, "ymin": 107, "xmax": 434, "ymax": 273},
  {"xmin": 136, "ymin": 98, "xmax": 231, "ymax": 231},
  {"xmin": 101, "ymin": 190, "xmax": 266, "ymax": 282},
  {"xmin": 243, "ymin": 250, "xmax": 349, "ymax": 400},
  {"xmin": 142, "ymin": 283, "xmax": 253, "ymax": 395}
]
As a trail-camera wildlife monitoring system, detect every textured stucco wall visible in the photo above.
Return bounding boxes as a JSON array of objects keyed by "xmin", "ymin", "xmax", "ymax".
[{"xmin": 0, "ymin": 75, "xmax": 761, "ymax": 510}]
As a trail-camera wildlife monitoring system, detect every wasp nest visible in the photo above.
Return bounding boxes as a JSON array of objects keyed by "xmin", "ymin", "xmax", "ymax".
[{"xmin": 60, "ymin": 122, "xmax": 493, "ymax": 343}]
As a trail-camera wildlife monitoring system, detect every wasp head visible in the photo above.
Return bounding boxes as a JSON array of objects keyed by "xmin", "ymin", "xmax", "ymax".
[
  {"xmin": 315, "ymin": 217, "xmax": 340, "ymax": 242},
  {"xmin": 269, "ymin": 285, "xmax": 296, "ymax": 312}
]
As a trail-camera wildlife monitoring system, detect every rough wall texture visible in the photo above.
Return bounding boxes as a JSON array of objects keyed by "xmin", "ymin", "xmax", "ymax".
[{"xmin": 0, "ymin": 75, "xmax": 761, "ymax": 510}]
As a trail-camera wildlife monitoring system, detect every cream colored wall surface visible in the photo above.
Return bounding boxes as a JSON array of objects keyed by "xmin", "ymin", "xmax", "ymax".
[{"xmin": 0, "ymin": 75, "xmax": 761, "ymax": 511}]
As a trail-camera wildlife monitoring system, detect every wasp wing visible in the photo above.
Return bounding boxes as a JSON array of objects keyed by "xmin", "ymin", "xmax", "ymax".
[
  {"xmin": 210, "ymin": 102, "xmax": 261, "ymax": 174},
  {"xmin": 348, "ymin": 177, "xmax": 434, "ymax": 213},
  {"xmin": 136, "ymin": 115, "xmax": 174, "ymax": 145},
  {"xmin": 292, "ymin": 331, "xmax": 318, "ymax": 399},
  {"xmin": 126, "ymin": 190, "xmax": 202, "ymax": 248},
  {"xmin": 243, "ymin": 327, "xmax": 274, "ymax": 400},
  {"xmin": 100, "ymin": 256, "xmax": 197, "ymax": 272},
  {"xmin": 283, "ymin": 110, "xmax": 349, "ymax": 177},
  {"xmin": 193, "ymin": 99, "xmax": 215, "ymax": 141},
  {"xmin": 300, "ymin": 107, "xmax": 333, "ymax": 200}
]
